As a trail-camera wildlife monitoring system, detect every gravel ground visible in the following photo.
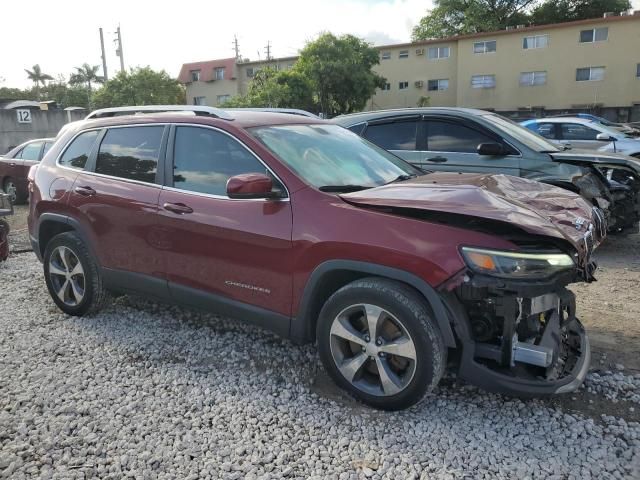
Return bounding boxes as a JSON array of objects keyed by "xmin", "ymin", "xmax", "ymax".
[
  {"xmin": 1, "ymin": 207, "xmax": 640, "ymax": 479},
  {"xmin": 1, "ymin": 253, "xmax": 639, "ymax": 479}
]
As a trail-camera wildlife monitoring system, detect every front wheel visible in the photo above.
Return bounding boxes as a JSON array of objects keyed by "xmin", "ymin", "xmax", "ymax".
[
  {"xmin": 43, "ymin": 232, "xmax": 110, "ymax": 316},
  {"xmin": 317, "ymin": 278, "xmax": 446, "ymax": 410}
]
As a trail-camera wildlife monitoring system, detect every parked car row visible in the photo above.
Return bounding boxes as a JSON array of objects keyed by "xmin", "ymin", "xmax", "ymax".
[
  {"xmin": 24, "ymin": 105, "xmax": 609, "ymax": 410},
  {"xmin": 332, "ymin": 108, "xmax": 640, "ymax": 234},
  {"xmin": 0, "ymin": 138, "xmax": 55, "ymax": 204}
]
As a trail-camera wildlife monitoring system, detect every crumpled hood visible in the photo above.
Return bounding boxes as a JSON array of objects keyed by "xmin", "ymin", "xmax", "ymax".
[
  {"xmin": 551, "ymin": 149, "xmax": 640, "ymax": 172},
  {"xmin": 340, "ymin": 173, "xmax": 604, "ymax": 265}
]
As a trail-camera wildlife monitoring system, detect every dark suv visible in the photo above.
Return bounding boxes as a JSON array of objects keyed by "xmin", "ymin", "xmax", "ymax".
[
  {"xmin": 333, "ymin": 108, "xmax": 640, "ymax": 233},
  {"xmin": 29, "ymin": 106, "xmax": 604, "ymax": 410}
]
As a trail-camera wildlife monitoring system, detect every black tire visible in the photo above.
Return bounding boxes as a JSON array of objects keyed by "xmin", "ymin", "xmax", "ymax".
[
  {"xmin": 317, "ymin": 277, "xmax": 446, "ymax": 410},
  {"xmin": 43, "ymin": 232, "xmax": 110, "ymax": 316},
  {"xmin": 3, "ymin": 177, "xmax": 25, "ymax": 205}
]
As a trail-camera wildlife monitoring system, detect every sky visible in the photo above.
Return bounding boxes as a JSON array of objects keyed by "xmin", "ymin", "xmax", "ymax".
[{"xmin": 1, "ymin": 0, "xmax": 639, "ymax": 89}]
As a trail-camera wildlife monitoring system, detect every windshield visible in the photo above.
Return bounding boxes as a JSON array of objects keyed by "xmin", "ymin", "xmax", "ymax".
[
  {"xmin": 250, "ymin": 124, "xmax": 421, "ymax": 189},
  {"xmin": 482, "ymin": 114, "xmax": 561, "ymax": 153}
]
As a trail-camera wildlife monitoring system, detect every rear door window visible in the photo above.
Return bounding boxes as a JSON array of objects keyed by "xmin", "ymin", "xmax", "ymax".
[
  {"xmin": 96, "ymin": 126, "xmax": 164, "ymax": 183},
  {"xmin": 42, "ymin": 141, "xmax": 54, "ymax": 157},
  {"xmin": 364, "ymin": 121, "xmax": 418, "ymax": 150},
  {"xmin": 425, "ymin": 120, "xmax": 495, "ymax": 153},
  {"xmin": 59, "ymin": 130, "xmax": 100, "ymax": 170},
  {"xmin": 172, "ymin": 126, "xmax": 274, "ymax": 196},
  {"xmin": 559, "ymin": 123, "xmax": 599, "ymax": 141},
  {"xmin": 20, "ymin": 142, "xmax": 43, "ymax": 161}
]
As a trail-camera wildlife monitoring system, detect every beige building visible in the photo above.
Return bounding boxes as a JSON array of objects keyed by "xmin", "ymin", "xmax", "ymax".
[{"xmin": 179, "ymin": 13, "xmax": 640, "ymax": 120}]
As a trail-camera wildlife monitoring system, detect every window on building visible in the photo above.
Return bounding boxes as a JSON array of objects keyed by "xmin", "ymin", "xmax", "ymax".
[
  {"xmin": 193, "ymin": 96, "xmax": 206, "ymax": 106},
  {"xmin": 214, "ymin": 67, "xmax": 225, "ymax": 80},
  {"xmin": 381, "ymin": 83, "xmax": 391, "ymax": 91},
  {"xmin": 173, "ymin": 126, "xmax": 273, "ymax": 196},
  {"xmin": 364, "ymin": 121, "xmax": 418, "ymax": 151},
  {"xmin": 399, "ymin": 50, "xmax": 409, "ymax": 58},
  {"xmin": 473, "ymin": 40, "xmax": 496, "ymax": 54},
  {"xmin": 576, "ymin": 66, "xmax": 605, "ymax": 81},
  {"xmin": 246, "ymin": 68, "xmax": 255, "ymax": 78},
  {"xmin": 20, "ymin": 142, "xmax": 43, "ymax": 161},
  {"xmin": 381, "ymin": 51, "xmax": 391, "ymax": 60},
  {"xmin": 190, "ymin": 70, "xmax": 201, "ymax": 82},
  {"xmin": 560, "ymin": 123, "xmax": 600, "ymax": 141},
  {"xmin": 427, "ymin": 46, "xmax": 450, "ymax": 59},
  {"xmin": 471, "ymin": 74, "xmax": 496, "ymax": 89},
  {"xmin": 59, "ymin": 130, "xmax": 100, "ymax": 170},
  {"xmin": 427, "ymin": 79, "xmax": 449, "ymax": 91},
  {"xmin": 520, "ymin": 71, "xmax": 547, "ymax": 86},
  {"xmin": 523, "ymin": 34, "xmax": 549, "ymax": 49},
  {"xmin": 579, "ymin": 27, "xmax": 608, "ymax": 43},
  {"xmin": 96, "ymin": 126, "xmax": 164, "ymax": 183},
  {"xmin": 398, "ymin": 81, "xmax": 409, "ymax": 90},
  {"xmin": 425, "ymin": 120, "xmax": 495, "ymax": 153},
  {"xmin": 637, "ymin": 63, "xmax": 640, "ymax": 78},
  {"xmin": 217, "ymin": 95, "xmax": 232, "ymax": 105}
]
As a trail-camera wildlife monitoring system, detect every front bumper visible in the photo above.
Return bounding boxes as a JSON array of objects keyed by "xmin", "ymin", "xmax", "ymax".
[{"xmin": 440, "ymin": 275, "xmax": 591, "ymax": 396}]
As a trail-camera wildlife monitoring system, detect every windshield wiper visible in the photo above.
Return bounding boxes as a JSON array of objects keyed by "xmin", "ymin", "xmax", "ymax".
[
  {"xmin": 319, "ymin": 185, "xmax": 372, "ymax": 193},
  {"xmin": 385, "ymin": 173, "xmax": 418, "ymax": 184}
]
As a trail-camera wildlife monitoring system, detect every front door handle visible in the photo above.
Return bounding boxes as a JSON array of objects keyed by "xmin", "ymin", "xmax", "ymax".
[
  {"xmin": 163, "ymin": 202, "xmax": 193, "ymax": 214},
  {"xmin": 9, "ymin": 163, "xmax": 16, "ymax": 167},
  {"xmin": 74, "ymin": 185, "xmax": 96, "ymax": 196},
  {"xmin": 425, "ymin": 156, "xmax": 448, "ymax": 163}
]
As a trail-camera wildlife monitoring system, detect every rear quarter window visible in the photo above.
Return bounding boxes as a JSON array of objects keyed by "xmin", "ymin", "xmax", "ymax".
[
  {"xmin": 59, "ymin": 130, "xmax": 100, "ymax": 170},
  {"xmin": 95, "ymin": 126, "xmax": 164, "ymax": 183}
]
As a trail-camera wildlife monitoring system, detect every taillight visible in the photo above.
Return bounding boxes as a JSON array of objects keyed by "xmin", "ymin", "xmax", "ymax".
[{"xmin": 27, "ymin": 165, "xmax": 38, "ymax": 193}]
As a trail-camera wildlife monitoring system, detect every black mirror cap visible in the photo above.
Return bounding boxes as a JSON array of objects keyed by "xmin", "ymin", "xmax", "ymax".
[{"xmin": 477, "ymin": 143, "xmax": 505, "ymax": 156}]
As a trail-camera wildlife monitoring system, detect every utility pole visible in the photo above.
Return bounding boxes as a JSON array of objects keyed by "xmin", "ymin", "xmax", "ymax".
[
  {"xmin": 99, "ymin": 28, "xmax": 108, "ymax": 81},
  {"xmin": 264, "ymin": 41, "xmax": 272, "ymax": 61},
  {"xmin": 114, "ymin": 25, "xmax": 125, "ymax": 73},
  {"xmin": 232, "ymin": 35, "xmax": 240, "ymax": 60}
]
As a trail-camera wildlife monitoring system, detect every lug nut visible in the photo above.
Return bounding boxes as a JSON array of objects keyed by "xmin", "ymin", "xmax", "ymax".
[
  {"xmin": 364, "ymin": 335, "xmax": 370, "ymax": 342},
  {"xmin": 379, "ymin": 352, "xmax": 386, "ymax": 358},
  {"xmin": 376, "ymin": 337, "xmax": 383, "ymax": 346}
]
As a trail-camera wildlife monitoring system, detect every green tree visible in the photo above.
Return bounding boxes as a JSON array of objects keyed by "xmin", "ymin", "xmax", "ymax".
[
  {"xmin": 530, "ymin": 0, "xmax": 631, "ymax": 25},
  {"xmin": 295, "ymin": 33, "xmax": 386, "ymax": 116},
  {"xmin": 223, "ymin": 67, "xmax": 315, "ymax": 110},
  {"xmin": 69, "ymin": 64, "xmax": 104, "ymax": 107},
  {"xmin": 24, "ymin": 64, "xmax": 53, "ymax": 99},
  {"xmin": 91, "ymin": 67, "xmax": 184, "ymax": 108}
]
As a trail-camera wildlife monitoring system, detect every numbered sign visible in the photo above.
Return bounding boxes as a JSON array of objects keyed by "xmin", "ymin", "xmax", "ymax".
[{"xmin": 16, "ymin": 109, "xmax": 32, "ymax": 124}]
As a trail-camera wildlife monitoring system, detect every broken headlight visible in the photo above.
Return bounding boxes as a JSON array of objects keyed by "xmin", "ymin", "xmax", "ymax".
[{"xmin": 461, "ymin": 247, "xmax": 574, "ymax": 279}]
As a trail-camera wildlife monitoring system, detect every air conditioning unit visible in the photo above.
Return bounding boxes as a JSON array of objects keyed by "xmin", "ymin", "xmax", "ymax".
[
  {"xmin": 415, "ymin": 48, "xmax": 425, "ymax": 55},
  {"xmin": 414, "ymin": 80, "xmax": 424, "ymax": 88}
]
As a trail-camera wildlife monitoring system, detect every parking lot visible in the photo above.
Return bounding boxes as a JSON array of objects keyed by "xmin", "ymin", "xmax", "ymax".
[{"xmin": 1, "ymin": 205, "xmax": 639, "ymax": 479}]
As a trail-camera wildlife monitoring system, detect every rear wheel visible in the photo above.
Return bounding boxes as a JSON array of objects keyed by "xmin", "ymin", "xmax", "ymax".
[
  {"xmin": 317, "ymin": 278, "xmax": 446, "ymax": 410},
  {"xmin": 43, "ymin": 232, "xmax": 110, "ymax": 316}
]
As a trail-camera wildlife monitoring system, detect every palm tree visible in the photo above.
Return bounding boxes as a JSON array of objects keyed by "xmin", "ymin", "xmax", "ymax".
[
  {"xmin": 69, "ymin": 64, "xmax": 104, "ymax": 108},
  {"xmin": 25, "ymin": 64, "xmax": 53, "ymax": 99}
]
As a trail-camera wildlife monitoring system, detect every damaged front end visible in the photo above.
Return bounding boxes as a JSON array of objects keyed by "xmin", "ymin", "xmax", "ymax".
[{"xmin": 440, "ymin": 244, "xmax": 596, "ymax": 395}]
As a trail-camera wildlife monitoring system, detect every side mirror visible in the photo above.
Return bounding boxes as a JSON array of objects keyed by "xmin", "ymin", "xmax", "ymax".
[
  {"xmin": 477, "ymin": 143, "xmax": 505, "ymax": 156},
  {"xmin": 227, "ymin": 173, "xmax": 277, "ymax": 199},
  {"xmin": 596, "ymin": 133, "xmax": 616, "ymax": 142}
]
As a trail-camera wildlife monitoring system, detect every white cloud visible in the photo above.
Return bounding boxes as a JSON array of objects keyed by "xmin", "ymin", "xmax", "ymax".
[{"xmin": 0, "ymin": 0, "xmax": 430, "ymax": 88}]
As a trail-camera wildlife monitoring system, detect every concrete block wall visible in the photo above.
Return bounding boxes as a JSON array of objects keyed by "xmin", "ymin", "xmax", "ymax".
[{"xmin": 0, "ymin": 110, "xmax": 85, "ymax": 154}]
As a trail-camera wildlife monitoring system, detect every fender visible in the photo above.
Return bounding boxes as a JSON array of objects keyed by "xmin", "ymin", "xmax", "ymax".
[
  {"xmin": 34, "ymin": 213, "xmax": 96, "ymax": 261},
  {"xmin": 291, "ymin": 260, "xmax": 457, "ymax": 348}
]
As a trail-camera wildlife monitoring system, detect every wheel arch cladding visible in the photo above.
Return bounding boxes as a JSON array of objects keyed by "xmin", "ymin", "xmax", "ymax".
[
  {"xmin": 37, "ymin": 214, "xmax": 89, "ymax": 258},
  {"xmin": 292, "ymin": 260, "xmax": 457, "ymax": 348}
]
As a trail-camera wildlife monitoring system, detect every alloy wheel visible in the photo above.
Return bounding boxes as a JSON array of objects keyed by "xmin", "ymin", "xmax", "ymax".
[
  {"xmin": 48, "ymin": 246, "xmax": 85, "ymax": 307},
  {"xmin": 4, "ymin": 181, "xmax": 17, "ymax": 204},
  {"xmin": 329, "ymin": 303, "xmax": 417, "ymax": 397}
]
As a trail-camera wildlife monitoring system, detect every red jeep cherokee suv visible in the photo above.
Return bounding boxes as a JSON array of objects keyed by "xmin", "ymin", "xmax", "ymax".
[{"xmin": 28, "ymin": 106, "xmax": 604, "ymax": 410}]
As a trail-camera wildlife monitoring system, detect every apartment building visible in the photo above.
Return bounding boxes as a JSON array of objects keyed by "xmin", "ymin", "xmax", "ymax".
[{"xmin": 179, "ymin": 13, "xmax": 640, "ymax": 120}]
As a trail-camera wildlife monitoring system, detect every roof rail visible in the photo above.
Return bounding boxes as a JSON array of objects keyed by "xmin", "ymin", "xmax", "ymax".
[
  {"xmin": 85, "ymin": 105, "xmax": 234, "ymax": 120},
  {"xmin": 224, "ymin": 107, "xmax": 320, "ymax": 119}
]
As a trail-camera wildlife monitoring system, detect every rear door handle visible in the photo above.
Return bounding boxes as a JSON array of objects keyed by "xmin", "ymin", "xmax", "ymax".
[
  {"xmin": 74, "ymin": 186, "xmax": 96, "ymax": 196},
  {"xmin": 163, "ymin": 202, "xmax": 193, "ymax": 214},
  {"xmin": 425, "ymin": 156, "xmax": 448, "ymax": 163}
]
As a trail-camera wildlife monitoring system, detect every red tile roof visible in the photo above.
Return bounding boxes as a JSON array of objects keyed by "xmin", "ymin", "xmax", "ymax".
[{"xmin": 178, "ymin": 57, "xmax": 236, "ymax": 83}]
